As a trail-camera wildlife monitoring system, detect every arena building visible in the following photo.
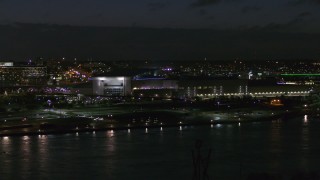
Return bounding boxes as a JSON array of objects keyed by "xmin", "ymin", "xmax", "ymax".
[{"xmin": 91, "ymin": 76, "xmax": 131, "ymax": 96}]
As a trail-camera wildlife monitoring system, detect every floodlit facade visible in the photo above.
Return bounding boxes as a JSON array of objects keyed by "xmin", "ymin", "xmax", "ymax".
[{"xmin": 91, "ymin": 76, "xmax": 131, "ymax": 96}]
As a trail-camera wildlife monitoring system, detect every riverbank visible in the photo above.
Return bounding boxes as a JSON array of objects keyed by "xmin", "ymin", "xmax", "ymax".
[{"xmin": 0, "ymin": 109, "xmax": 302, "ymax": 137}]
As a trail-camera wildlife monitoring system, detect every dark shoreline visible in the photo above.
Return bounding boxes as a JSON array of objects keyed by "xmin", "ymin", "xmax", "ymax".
[{"xmin": 0, "ymin": 111, "xmax": 302, "ymax": 137}]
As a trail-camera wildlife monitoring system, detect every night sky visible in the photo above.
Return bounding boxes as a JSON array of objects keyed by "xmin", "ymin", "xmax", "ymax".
[{"xmin": 1, "ymin": 0, "xmax": 320, "ymax": 61}]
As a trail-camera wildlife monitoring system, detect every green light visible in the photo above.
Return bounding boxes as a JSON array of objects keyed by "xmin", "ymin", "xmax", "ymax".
[{"xmin": 280, "ymin": 74, "xmax": 320, "ymax": 76}]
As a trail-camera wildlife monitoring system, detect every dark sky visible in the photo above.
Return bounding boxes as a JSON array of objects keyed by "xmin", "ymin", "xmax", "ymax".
[{"xmin": 1, "ymin": 0, "xmax": 320, "ymax": 61}]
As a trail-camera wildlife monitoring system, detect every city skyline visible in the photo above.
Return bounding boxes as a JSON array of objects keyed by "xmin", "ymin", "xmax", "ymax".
[{"xmin": 2, "ymin": 1, "xmax": 320, "ymax": 179}]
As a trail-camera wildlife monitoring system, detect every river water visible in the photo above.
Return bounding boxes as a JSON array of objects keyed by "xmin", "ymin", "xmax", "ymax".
[{"xmin": 1, "ymin": 115, "xmax": 320, "ymax": 179}]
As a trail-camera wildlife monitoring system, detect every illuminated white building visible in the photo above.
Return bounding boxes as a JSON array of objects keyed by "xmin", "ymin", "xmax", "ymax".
[{"xmin": 91, "ymin": 76, "xmax": 131, "ymax": 96}]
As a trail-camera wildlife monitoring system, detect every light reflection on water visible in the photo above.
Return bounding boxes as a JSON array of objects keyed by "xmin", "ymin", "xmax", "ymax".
[
  {"xmin": 21, "ymin": 135, "xmax": 31, "ymax": 175},
  {"xmin": 1, "ymin": 136, "xmax": 12, "ymax": 177},
  {"xmin": 304, "ymin": 115, "xmax": 308, "ymax": 124},
  {"xmin": 270, "ymin": 119, "xmax": 281, "ymax": 145},
  {"xmin": 106, "ymin": 132, "xmax": 116, "ymax": 153},
  {"xmin": 38, "ymin": 135, "xmax": 48, "ymax": 172},
  {"xmin": 1, "ymin": 117, "xmax": 320, "ymax": 180},
  {"xmin": 107, "ymin": 130, "xmax": 114, "ymax": 137},
  {"xmin": 1, "ymin": 136, "xmax": 11, "ymax": 154}
]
